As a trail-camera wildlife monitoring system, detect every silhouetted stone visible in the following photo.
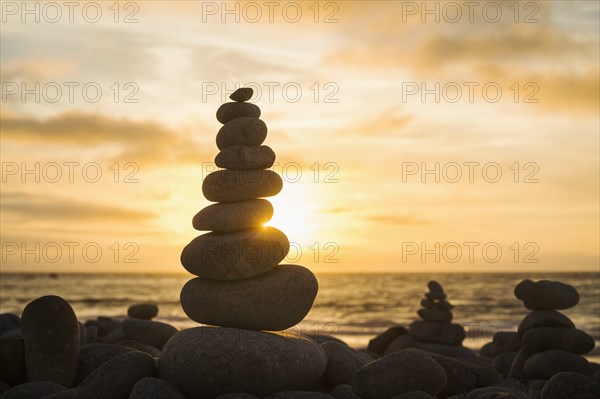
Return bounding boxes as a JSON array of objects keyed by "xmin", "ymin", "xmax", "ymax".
[
  {"xmin": 393, "ymin": 392, "xmax": 434, "ymax": 399},
  {"xmin": 181, "ymin": 227, "xmax": 289, "ymax": 280},
  {"xmin": 2, "ymin": 381, "xmax": 65, "ymax": 399},
  {"xmin": 514, "ymin": 279, "xmax": 579, "ymax": 310},
  {"xmin": 522, "ymin": 327, "xmax": 595, "ymax": 354},
  {"xmin": 180, "ymin": 265, "xmax": 318, "ymax": 331},
  {"xmin": 352, "ymin": 349, "xmax": 447, "ymax": 399},
  {"xmin": 203, "ymin": 169, "xmax": 283, "ymax": 202},
  {"xmin": 215, "ymin": 394, "xmax": 260, "ymax": 399},
  {"xmin": 216, "ymin": 102, "xmax": 261, "ymax": 124},
  {"xmin": 465, "ymin": 386, "xmax": 530, "ymax": 398},
  {"xmin": 417, "ymin": 308, "xmax": 452, "ymax": 323},
  {"xmin": 429, "ymin": 353, "xmax": 500, "ymax": 397},
  {"xmin": 412, "ymin": 341, "xmax": 477, "ymax": 359},
  {"xmin": 193, "ymin": 199, "xmax": 274, "ymax": 232},
  {"xmin": 367, "ymin": 326, "xmax": 409, "ymax": 356},
  {"xmin": 0, "ymin": 380, "xmax": 9, "ymax": 395},
  {"xmin": 158, "ymin": 327, "xmax": 327, "ymax": 398},
  {"xmin": 42, "ymin": 388, "xmax": 78, "ymax": 398},
  {"xmin": 517, "ymin": 310, "xmax": 574, "ymax": 338},
  {"xmin": 428, "ymin": 281, "xmax": 444, "ymax": 293},
  {"xmin": 321, "ymin": 341, "xmax": 373, "ymax": 387},
  {"xmin": 541, "ymin": 372, "xmax": 600, "ymax": 399},
  {"xmin": 492, "ymin": 351, "xmax": 517, "ymax": 378},
  {"xmin": 127, "ymin": 304, "xmax": 158, "ymax": 320},
  {"xmin": 230, "ymin": 88, "xmax": 253, "ymax": 102},
  {"xmin": 0, "ymin": 336, "xmax": 27, "ymax": 386},
  {"xmin": 265, "ymin": 393, "xmax": 335, "ymax": 399},
  {"xmin": 21, "ymin": 295, "xmax": 79, "ymax": 387},
  {"xmin": 491, "ymin": 332, "xmax": 521, "ymax": 356},
  {"xmin": 115, "ymin": 341, "xmax": 160, "ymax": 357},
  {"xmin": 121, "ymin": 318, "xmax": 177, "ymax": 350},
  {"xmin": 215, "ymin": 145, "xmax": 276, "ymax": 170},
  {"xmin": 0, "ymin": 313, "xmax": 20, "ymax": 336},
  {"xmin": 75, "ymin": 343, "xmax": 135, "ymax": 385},
  {"xmin": 508, "ymin": 343, "xmax": 543, "ymax": 379},
  {"xmin": 524, "ymin": 350, "xmax": 589, "ymax": 379},
  {"xmin": 331, "ymin": 384, "xmax": 361, "ymax": 399},
  {"xmin": 129, "ymin": 377, "xmax": 186, "ymax": 399},
  {"xmin": 217, "ymin": 117, "xmax": 267, "ymax": 150},
  {"xmin": 409, "ymin": 321, "xmax": 465, "ymax": 345}
]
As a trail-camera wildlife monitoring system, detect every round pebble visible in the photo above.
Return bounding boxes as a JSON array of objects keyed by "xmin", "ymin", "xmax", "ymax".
[
  {"xmin": 230, "ymin": 88, "xmax": 253, "ymax": 102},
  {"xmin": 193, "ymin": 199, "xmax": 274, "ymax": 232},
  {"xmin": 216, "ymin": 102, "xmax": 261, "ymax": 124},
  {"xmin": 430, "ymin": 352, "xmax": 500, "ymax": 397},
  {"xmin": 202, "ymin": 169, "xmax": 283, "ymax": 202},
  {"xmin": 215, "ymin": 145, "xmax": 276, "ymax": 170},
  {"xmin": 74, "ymin": 343, "xmax": 135, "ymax": 385},
  {"xmin": 180, "ymin": 226, "xmax": 289, "ymax": 280},
  {"xmin": 492, "ymin": 351, "xmax": 517, "ymax": 377},
  {"xmin": 321, "ymin": 341, "xmax": 373, "ymax": 387},
  {"xmin": 417, "ymin": 308, "xmax": 452, "ymax": 323},
  {"xmin": 121, "ymin": 318, "xmax": 178, "ymax": 350},
  {"xmin": 129, "ymin": 377, "xmax": 186, "ymax": 399},
  {"xmin": 428, "ymin": 281, "xmax": 444, "ymax": 293},
  {"xmin": 217, "ymin": 117, "xmax": 267, "ymax": 150},
  {"xmin": 522, "ymin": 327, "xmax": 595, "ymax": 354},
  {"xmin": 367, "ymin": 326, "xmax": 409, "ymax": 356},
  {"xmin": 518, "ymin": 310, "xmax": 574, "ymax": 338},
  {"xmin": 524, "ymin": 350, "xmax": 589, "ymax": 379},
  {"xmin": 2, "ymin": 381, "xmax": 66, "ymax": 399},
  {"xmin": 409, "ymin": 321, "xmax": 465, "ymax": 345},
  {"xmin": 127, "ymin": 303, "xmax": 158, "ymax": 320},
  {"xmin": 0, "ymin": 313, "xmax": 21, "ymax": 336},
  {"xmin": 541, "ymin": 372, "xmax": 600, "ymax": 399},
  {"xmin": 0, "ymin": 336, "xmax": 27, "ymax": 386},
  {"xmin": 514, "ymin": 279, "xmax": 579, "ymax": 310},
  {"xmin": 331, "ymin": 384, "xmax": 361, "ymax": 399}
]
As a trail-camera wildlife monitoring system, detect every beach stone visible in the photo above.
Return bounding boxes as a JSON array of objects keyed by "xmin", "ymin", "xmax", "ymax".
[
  {"xmin": 2, "ymin": 381, "xmax": 65, "ymax": 399},
  {"xmin": 0, "ymin": 336, "xmax": 27, "ymax": 386},
  {"xmin": 492, "ymin": 351, "xmax": 517, "ymax": 377},
  {"xmin": 417, "ymin": 308, "xmax": 452, "ymax": 323},
  {"xmin": 352, "ymin": 349, "xmax": 447, "ymax": 398},
  {"xmin": 426, "ymin": 292, "xmax": 446, "ymax": 301},
  {"xmin": 528, "ymin": 380, "xmax": 546, "ymax": 399},
  {"xmin": 517, "ymin": 310, "xmax": 574, "ymax": 338},
  {"xmin": 84, "ymin": 324, "xmax": 97, "ymax": 344},
  {"xmin": 181, "ymin": 226, "xmax": 289, "ymax": 279},
  {"xmin": 410, "ymin": 321, "xmax": 465, "ymax": 345},
  {"xmin": 215, "ymin": 145, "xmax": 276, "ymax": 170},
  {"xmin": 217, "ymin": 117, "xmax": 267, "ymax": 150},
  {"xmin": 230, "ymin": 88, "xmax": 253, "ymax": 102},
  {"xmin": 21, "ymin": 295, "xmax": 80, "ymax": 387},
  {"xmin": 541, "ymin": 372, "xmax": 600, "ymax": 399},
  {"xmin": 129, "ymin": 377, "xmax": 186, "ymax": 399},
  {"xmin": 203, "ymin": 169, "xmax": 283, "ymax": 202},
  {"xmin": 392, "ymin": 392, "xmax": 434, "ymax": 399},
  {"xmin": 522, "ymin": 327, "xmax": 595, "ymax": 354},
  {"xmin": 420, "ymin": 298, "xmax": 434, "ymax": 309},
  {"xmin": 412, "ymin": 341, "xmax": 477, "ymax": 359},
  {"xmin": 430, "ymin": 353, "xmax": 501, "ymax": 397},
  {"xmin": 216, "ymin": 102, "xmax": 261, "ymax": 124},
  {"xmin": 497, "ymin": 378, "xmax": 527, "ymax": 392},
  {"xmin": 524, "ymin": 350, "xmax": 589, "ymax": 379},
  {"xmin": 321, "ymin": 341, "xmax": 373, "ymax": 387},
  {"xmin": 508, "ymin": 343, "xmax": 543, "ymax": 379},
  {"xmin": 0, "ymin": 380, "xmax": 8, "ymax": 394},
  {"xmin": 265, "ymin": 393, "xmax": 335, "ymax": 399},
  {"xmin": 115, "ymin": 341, "xmax": 161, "ymax": 357},
  {"xmin": 384, "ymin": 334, "xmax": 415, "ymax": 355},
  {"xmin": 121, "ymin": 318, "xmax": 178, "ymax": 350},
  {"xmin": 480, "ymin": 342, "xmax": 495, "ymax": 358},
  {"xmin": 331, "ymin": 384, "xmax": 361, "ymax": 399},
  {"xmin": 514, "ymin": 279, "xmax": 579, "ymax": 310},
  {"xmin": 465, "ymin": 386, "xmax": 531, "ymax": 398},
  {"xmin": 181, "ymin": 265, "xmax": 318, "ymax": 330},
  {"xmin": 94, "ymin": 317, "xmax": 120, "ymax": 337},
  {"xmin": 215, "ymin": 394, "xmax": 260, "ymax": 399},
  {"xmin": 491, "ymin": 332, "xmax": 521, "ymax": 356},
  {"xmin": 75, "ymin": 343, "xmax": 135, "ymax": 385},
  {"xmin": 0, "ymin": 314, "xmax": 20, "ymax": 336},
  {"xmin": 193, "ymin": 199, "xmax": 274, "ymax": 232},
  {"xmin": 78, "ymin": 351, "xmax": 156, "ymax": 399},
  {"xmin": 367, "ymin": 326, "xmax": 409, "ymax": 356},
  {"xmin": 42, "ymin": 388, "xmax": 78, "ymax": 399},
  {"xmin": 127, "ymin": 304, "xmax": 158, "ymax": 320},
  {"xmin": 158, "ymin": 327, "xmax": 327, "ymax": 398},
  {"xmin": 428, "ymin": 281, "xmax": 444, "ymax": 293}
]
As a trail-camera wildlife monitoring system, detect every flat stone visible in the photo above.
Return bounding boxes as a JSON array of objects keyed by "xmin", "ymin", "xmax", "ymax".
[
  {"xmin": 215, "ymin": 145, "xmax": 276, "ymax": 170},
  {"xmin": 127, "ymin": 303, "xmax": 158, "ymax": 320},
  {"xmin": 492, "ymin": 351, "xmax": 517, "ymax": 378},
  {"xmin": 0, "ymin": 313, "xmax": 20, "ymax": 336},
  {"xmin": 409, "ymin": 321, "xmax": 465, "ymax": 345},
  {"xmin": 420, "ymin": 299, "xmax": 434, "ymax": 309},
  {"xmin": 352, "ymin": 349, "xmax": 447, "ymax": 398},
  {"xmin": 129, "ymin": 377, "xmax": 186, "ymax": 399},
  {"xmin": 180, "ymin": 265, "xmax": 318, "ymax": 331},
  {"xmin": 158, "ymin": 327, "xmax": 327, "ymax": 398},
  {"xmin": 428, "ymin": 281, "xmax": 444, "ymax": 293},
  {"xmin": 541, "ymin": 372, "xmax": 600, "ymax": 399},
  {"xmin": 2, "ymin": 381, "xmax": 65, "ymax": 399},
  {"xmin": 367, "ymin": 326, "xmax": 409, "ymax": 356},
  {"xmin": 192, "ymin": 199, "xmax": 274, "ymax": 232},
  {"xmin": 417, "ymin": 308, "xmax": 452, "ymax": 323},
  {"xmin": 203, "ymin": 169, "xmax": 283, "ymax": 202},
  {"xmin": 508, "ymin": 343, "xmax": 543, "ymax": 379},
  {"xmin": 217, "ymin": 117, "xmax": 267, "ymax": 150},
  {"xmin": 78, "ymin": 351, "xmax": 156, "ymax": 399},
  {"xmin": 21, "ymin": 295, "xmax": 79, "ymax": 387},
  {"xmin": 518, "ymin": 310, "xmax": 574, "ymax": 338},
  {"xmin": 491, "ymin": 332, "xmax": 521, "ymax": 356},
  {"xmin": 331, "ymin": 384, "xmax": 361, "ymax": 399},
  {"xmin": 514, "ymin": 279, "xmax": 579, "ymax": 310},
  {"xmin": 74, "ymin": 343, "xmax": 135, "ymax": 385},
  {"xmin": 180, "ymin": 227, "xmax": 289, "ymax": 280},
  {"xmin": 216, "ymin": 103, "xmax": 261, "ymax": 124},
  {"xmin": 524, "ymin": 350, "xmax": 589, "ymax": 379},
  {"xmin": 429, "ymin": 353, "xmax": 501, "ymax": 398},
  {"xmin": 0, "ymin": 336, "xmax": 27, "ymax": 386},
  {"xmin": 425, "ymin": 292, "xmax": 446, "ymax": 301},
  {"xmin": 230, "ymin": 88, "xmax": 253, "ymax": 102},
  {"xmin": 522, "ymin": 327, "xmax": 595, "ymax": 354},
  {"xmin": 121, "ymin": 318, "xmax": 178, "ymax": 350},
  {"xmin": 321, "ymin": 341, "xmax": 373, "ymax": 387},
  {"xmin": 115, "ymin": 340, "xmax": 161, "ymax": 357},
  {"xmin": 412, "ymin": 341, "xmax": 477, "ymax": 359}
]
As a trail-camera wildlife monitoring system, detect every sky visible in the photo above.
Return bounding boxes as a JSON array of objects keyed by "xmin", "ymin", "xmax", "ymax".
[{"xmin": 1, "ymin": 0, "xmax": 599, "ymax": 274}]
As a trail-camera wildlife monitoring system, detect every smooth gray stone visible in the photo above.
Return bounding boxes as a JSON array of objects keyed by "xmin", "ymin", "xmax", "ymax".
[
  {"xmin": 42, "ymin": 388, "xmax": 77, "ymax": 398},
  {"xmin": 93, "ymin": 317, "xmax": 120, "ymax": 337},
  {"xmin": 517, "ymin": 310, "xmax": 574, "ymax": 338},
  {"xmin": 429, "ymin": 353, "xmax": 501, "ymax": 398},
  {"xmin": 265, "ymin": 393, "xmax": 335, "ymax": 399},
  {"xmin": 84, "ymin": 325, "xmax": 98, "ymax": 344},
  {"xmin": 215, "ymin": 394, "xmax": 260, "ymax": 399},
  {"xmin": 528, "ymin": 380, "xmax": 546, "ymax": 399},
  {"xmin": 412, "ymin": 341, "xmax": 477, "ymax": 359},
  {"xmin": 392, "ymin": 392, "xmax": 435, "ymax": 399},
  {"xmin": 479, "ymin": 342, "xmax": 495, "ymax": 358},
  {"xmin": 465, "ymin": 386, "xmax": 530, "ymax": 398},
  {"xmin": 215, "ymin": 145, "xmax": 276, "ymax": 170},
  {"xmin": 158, "ymin": 327, "xmax": 327, "ymax": 399},
  {"xmin": 180, "ymin": 265, "xmax": 318, "ymax": 331},
  {"xmin": 541, "ymin": 372, "xmax": 600, "ymax": 399},
  {"xmin": 522, "ymin": 327, "xmax": 595, "ymax": 354},
  {"xmin": 425, "ymin": 292, "xmax": 446, "ymax": 301},
  {"xmin": 78, "ymin": 351, "xmax": 156, "ymax": 399},
  {"xmin": 128, "ymin": 377, "xmax": 186, "ymax": 399},
  {"xmin": 0, "ymin": 314, "xmax": 20, "ymax": 336},
  {"xmin": 115, "ymin": 341, "xmax": 160, "ymax": 357},
  {"xmin": 127, "ymin": 304, "xmax": 158, "ymax": 320},
  {"xmin": 331, "ymin": 384, "xmax": 361, "ymax": 399},
  {"xmin": 367, "ymin": 326, "xmax": 409, "ymax": 356},
  {"xmin": 0, "ymin": 336, "xmax": 27, "ymax": 386},
  {"xmin": 409, "ymin": 321, "xmax": 465, "ymax": 345},
  {"xmin": 193, "ymin": 199, "xmax": 273, "ymax": 232},
  {"xmin": 202, "ymin": 169, "xmax": 283, "ymax": 202},
  {"xmin": 217, "ymin": 117, "xmax": 267, "ymax": 150},
  {"xmin": 524, "ymin": 350, "xmax": 589, "ymax": 379},
  {"xmin": 75, "ymin": 343, "xmax": 136, "ymax": 386},
  {"xmin": 121, "ymin": 318, "xmax": 178, "ymax": 350},
  {"xmin": 216, "ymin": 102, "xmax": 261, "ymax": 124},
  {"xmin": 417, "ymin": 308, "xmax": 452, "ymax": 323},
  {"xmin": 21, "ymin": 295, "xmax": 80, "ymax": 387},
  {"xmin": 352, "ymin": 349, "xmax": 447, "ymax": 399},
  {"xmin": 230, "ymin": 87, "xmax": 253, "ymax": 102},
  {"xmin": 492, "ymin": 351, "xmax": 517, "ymax": 377},
  {"xmin": 491, "ymin": 332, "xmax": 521, "ymax": 356},
  {"xmin": 383, "ymin": 334, "xmax": 414, "ymax": 356},
  {"xmin": 321, "ymin": 341, "xmax": 373, "ymax": 387},
  {"xmin": 428, "ymin": 281, "xmax": 444, "ymax": 293},
  {"xmin": 508, "ymin": 343, "xmax": 543, "ymax": 379},
  {"xmin": 2, "ymin": 381, "xmax": 65, "ymax": 399},
  {"xmin": 181, "ymin": 227, "xmax": 289, "ymax": 280},
  {"xmin": 514, "ymin": 279, "xmax": 579, "ymax": 310}
]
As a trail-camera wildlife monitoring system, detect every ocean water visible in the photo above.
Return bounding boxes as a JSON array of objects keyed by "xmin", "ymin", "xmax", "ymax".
[{"xmin": 1, "ymin": 272, "xmax": 599, "ymax": 360}]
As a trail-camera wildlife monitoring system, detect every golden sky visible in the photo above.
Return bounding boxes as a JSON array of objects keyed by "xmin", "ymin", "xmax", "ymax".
[{"xmin": 1, "ymin": 1, "xmax": 598, "ymax": 273}]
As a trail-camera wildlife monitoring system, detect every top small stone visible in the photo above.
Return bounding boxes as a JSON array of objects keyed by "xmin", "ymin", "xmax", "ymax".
[
  {"xmin": 428, "ymin": 281, "xmax": 444, "ymax": 293},
  {"xmin": 514, "ymin": 279, "xmax": 580, "ymax": 310},
  {"xmin": 230, "ymin": 88, "xmax": 253, "ymax": 102}
]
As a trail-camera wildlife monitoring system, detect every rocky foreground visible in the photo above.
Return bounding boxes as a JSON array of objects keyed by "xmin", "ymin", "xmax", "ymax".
[{"xmin": 0, "ymin": 278, "xmax": 599, "ymax": 399}]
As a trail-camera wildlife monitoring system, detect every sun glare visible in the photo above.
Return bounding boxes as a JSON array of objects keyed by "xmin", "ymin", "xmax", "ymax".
[{"xmin": 264, "ymin": 185, "xmax": 317, "ymax": 245}]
